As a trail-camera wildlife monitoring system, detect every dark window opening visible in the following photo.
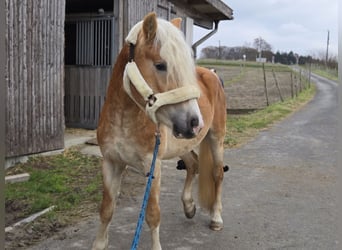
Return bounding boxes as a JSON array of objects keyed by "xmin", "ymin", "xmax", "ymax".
[{"xmin": 65, "ymin": 17, "xmax": 114, "ymax": 66}]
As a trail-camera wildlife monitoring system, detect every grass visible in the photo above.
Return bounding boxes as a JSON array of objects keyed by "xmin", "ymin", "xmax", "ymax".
[
  {"xmin": 312, "ymin": 68, "xmax": 338, "ymax": 82},
  {"xmin": 197, "ymin": 58, "xmax": 291, "ymax": 71},
  {"xmin": 300, "ymin": 64, "xmax": 338, "ymax": 82},
  {"xmin": 225, "ymin": 84, "xmax": 316, "ymax": 147},
  {"xmin": 197, "ymin": 59, "xmax": 293, "ymax": 88},
  {"xmin": 5, "ymin": 148, "xmax": 102, "ymax": 225}
]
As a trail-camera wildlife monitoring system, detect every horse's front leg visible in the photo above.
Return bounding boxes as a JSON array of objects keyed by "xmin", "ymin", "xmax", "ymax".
[
  {"xmin": 180, "ymin": 151, "xmax": 198, "ymax": 219},
  {"xmin": 145, "ymin": 159, "xmax": 162, "ymax": 250},
  {"xmin": 92, "ymin": 159, "xmax": 125, "ymax": 250}
]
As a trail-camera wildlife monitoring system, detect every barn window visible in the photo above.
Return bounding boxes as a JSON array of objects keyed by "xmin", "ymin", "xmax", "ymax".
[{"xmin": 65, "ymin": 16, "xmax": 114, "ymax": 66}]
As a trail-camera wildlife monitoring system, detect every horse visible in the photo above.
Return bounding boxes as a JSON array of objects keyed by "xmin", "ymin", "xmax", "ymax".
[{"xmin": 92, "ymin": 12, "xmax": 227, "ymax": 250}]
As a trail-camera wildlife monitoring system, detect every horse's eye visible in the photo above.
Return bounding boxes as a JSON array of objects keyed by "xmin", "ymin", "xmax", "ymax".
[{"xmin": 155, "ymin": 62, "xmax": 167, "ymax": 71}]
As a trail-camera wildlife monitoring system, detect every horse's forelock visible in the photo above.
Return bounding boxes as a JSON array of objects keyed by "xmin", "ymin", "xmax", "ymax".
[
  {"xmin": 155, "ymin": 19, "xmax": 197, "ymax": 87},
  {"xmin": 125, "ymin": 18, "xmax": 197, "ymax": 88}
]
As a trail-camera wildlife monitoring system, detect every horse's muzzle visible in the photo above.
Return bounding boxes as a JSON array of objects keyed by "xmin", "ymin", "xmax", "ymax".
[{"xmin": 172, "ymin": 115, "xmax": 203, "ymax": 139}]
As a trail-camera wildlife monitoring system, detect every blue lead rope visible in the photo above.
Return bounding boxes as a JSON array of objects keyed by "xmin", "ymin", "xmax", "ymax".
[{"xmin": 131, "ymin": 132, "xmax": 161, "ymax": 250}]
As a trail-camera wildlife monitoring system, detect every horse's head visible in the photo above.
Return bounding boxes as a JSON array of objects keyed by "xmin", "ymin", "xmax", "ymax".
[{"xmin": 123, "ymin": 12, "xmax": 203, "ymax": 139}]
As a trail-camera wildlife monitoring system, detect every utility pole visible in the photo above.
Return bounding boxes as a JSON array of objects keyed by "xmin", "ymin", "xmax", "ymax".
[{"xmin": 325, "ymin": 29, "xmax": 330, "ymax": 67}]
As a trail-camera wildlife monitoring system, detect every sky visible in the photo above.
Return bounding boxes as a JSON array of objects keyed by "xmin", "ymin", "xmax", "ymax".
[{"xmin": 193, "ymin": 0, "xmax": 338, "ymax": 58}]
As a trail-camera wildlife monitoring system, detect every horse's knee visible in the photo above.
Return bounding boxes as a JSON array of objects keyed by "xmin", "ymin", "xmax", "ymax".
[
  {"xmin": 213, "ymin": 165, "xmax": 224, "ymax": 182},
  {"xmin": 100, "ymin": 187, "xmax": 114, "ymax": 223},
  {"xmin": 180, "ymin": 152, "xmax": 198, "ymax": 219},
  {"xmin": 210, "ymin": 168, "xmax": 223, "ymax": 231},
  {"xmin": 146, "ymin": 197, "xmax": 161, "ymax": 229}
]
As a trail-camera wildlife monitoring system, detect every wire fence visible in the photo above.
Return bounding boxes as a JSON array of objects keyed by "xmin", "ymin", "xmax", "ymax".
[{"xmin": 203, "ymin": 61, "xmax": 313, "ymax": 113}]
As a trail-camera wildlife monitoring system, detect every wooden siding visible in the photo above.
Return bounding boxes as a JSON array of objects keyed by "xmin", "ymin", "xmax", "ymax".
[
  {"xmin": 5, "ymin": 0, "xmax": 65, "ymax": 157},
  {"xmin": 123, "ymin": 0, "xmax": 156, "ymax": 39},
  {"xmin": 64, "ymin": 66, "xmax": 112, "ymax": 129},
  {"xmin": 122, "ymin": 0, "xmax": 188, "ymax": 42}
]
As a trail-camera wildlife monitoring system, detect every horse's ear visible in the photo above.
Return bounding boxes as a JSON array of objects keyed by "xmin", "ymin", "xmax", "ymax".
[
  {"xmin": 171, "ymin": 18, "xmax": 182, "ymax": 29},
  {"xmin": 143, "ymin": 12, "xmax": 157, "ymax": 43}
]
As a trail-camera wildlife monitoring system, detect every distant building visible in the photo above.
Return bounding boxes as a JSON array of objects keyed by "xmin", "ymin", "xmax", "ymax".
[{"xmin": 256, "ymin": 57, "xmax": 267, "ymax": 63}]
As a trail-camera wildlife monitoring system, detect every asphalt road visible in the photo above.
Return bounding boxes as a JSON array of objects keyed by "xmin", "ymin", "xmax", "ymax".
[{"xmin": 29, "ymin": 74, "xmax": 338, "ymax": 250}]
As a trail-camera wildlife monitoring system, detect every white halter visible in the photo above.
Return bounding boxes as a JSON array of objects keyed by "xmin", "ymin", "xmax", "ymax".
[
  {"xmin": 123, "ymin": 60, "xmax": 200, "ymax": 124},
  {"xmin": 123, "ymin": 20, "xmax": 200, "ymax": 124}
]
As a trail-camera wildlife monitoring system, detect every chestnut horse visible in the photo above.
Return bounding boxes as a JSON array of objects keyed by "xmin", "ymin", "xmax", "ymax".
[{"xmin": 92, "ymin": 12, "xmax": 227, "ymax": 250}]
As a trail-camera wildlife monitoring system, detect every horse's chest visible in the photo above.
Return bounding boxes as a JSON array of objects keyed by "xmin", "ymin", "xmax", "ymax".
[
  {"xmin": 101, "ymin": 128, "xmax": 149, "ymax": 169},
  {"xmin": 112, "ymin": 137, "xmax": 144, "ymax": 165}
]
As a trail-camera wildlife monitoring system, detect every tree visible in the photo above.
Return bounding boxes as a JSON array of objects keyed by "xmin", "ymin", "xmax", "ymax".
[
  {"xmin": 200, "ymin": 46, "xmax": 218, "ymax": 59},
  {"xmin": 274, "ymin": 51, "xmax": 282, "ymax": 63},
  {"xmin": 287, "ymin": 51, "xmax": 297, "ymax": 65},
  {"xmin": 241, "ymin": 47, "xmax": 258, "ymax": 61},
  {"xmin": 253, "ymin": 37, "xmax": 272, "ymax": 56}
]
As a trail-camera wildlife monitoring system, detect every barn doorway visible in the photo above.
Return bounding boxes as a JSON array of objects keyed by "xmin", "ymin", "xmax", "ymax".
[{"xmin": 64, "ymin": 0, "xmax": 116, "ymax": 129}]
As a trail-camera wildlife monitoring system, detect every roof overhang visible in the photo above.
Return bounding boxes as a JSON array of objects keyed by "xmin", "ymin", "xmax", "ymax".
[{"xmin": 169, "ymin": 0, "xmax": 234, "ymax": 29}]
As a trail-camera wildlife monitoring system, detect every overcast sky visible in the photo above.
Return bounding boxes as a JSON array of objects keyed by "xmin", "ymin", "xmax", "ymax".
[{"xmin": 193, "ymin": 0, "xmax": 338, "ymax": 58}]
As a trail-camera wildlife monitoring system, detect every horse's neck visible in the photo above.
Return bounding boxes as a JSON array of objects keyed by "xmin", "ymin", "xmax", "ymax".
[
  {"xmin": 106, "ymin": 45, "xmax": 140, "ymax": 112},
  {"xmin": 104, "ymin": 55, "xmax": 155, "ymax": 135}
]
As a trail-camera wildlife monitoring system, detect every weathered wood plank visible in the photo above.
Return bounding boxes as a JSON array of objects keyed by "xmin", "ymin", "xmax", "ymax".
[
  {"xmin": 64, "ymin": 67, "xmax": 111, "ymax": 129},
  {"xmin": 5, "ymin": 0, "xmax": 65, "ymax": 157},
  {"xmin": 5, "ymin": 173, "xmax": 30, "ymax": 184}
]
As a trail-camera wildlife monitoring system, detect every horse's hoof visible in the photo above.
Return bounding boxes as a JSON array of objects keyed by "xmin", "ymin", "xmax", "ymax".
[
  {"xmin": 210, "ymin": 221, "xmax": 223, "ymax": 231},
  {"xmin": 184, "ymin": 205, "xmax": 196, "ymax": 219}
]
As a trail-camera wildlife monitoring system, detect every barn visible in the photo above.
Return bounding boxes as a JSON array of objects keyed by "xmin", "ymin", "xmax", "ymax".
[{"xmin": 5, "ymin": 0, "xmax": 233, "ymax": 159}]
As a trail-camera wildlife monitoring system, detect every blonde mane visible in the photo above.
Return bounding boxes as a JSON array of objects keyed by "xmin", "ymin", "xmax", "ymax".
[{"xmin": 125, "ymin": 18, "xmax": 197, "ymax": 88}]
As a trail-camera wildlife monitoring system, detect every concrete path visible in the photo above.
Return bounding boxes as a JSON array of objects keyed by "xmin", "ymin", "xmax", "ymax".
[{"xmin": 29, "ymin": 74, "xmax": 338, "ymax": 250}]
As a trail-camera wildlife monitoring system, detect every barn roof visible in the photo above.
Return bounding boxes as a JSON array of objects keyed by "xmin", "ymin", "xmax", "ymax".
[
  {"xmin": 169, "ymin": 0, "xmax": 234, "ymax": 28},
  {"xmin": 66, "ymin": 0, "xmax": 233, "ymax": 29}
]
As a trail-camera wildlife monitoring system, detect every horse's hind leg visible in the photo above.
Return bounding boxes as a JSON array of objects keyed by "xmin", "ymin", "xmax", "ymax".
[
  {"xmin": 92, "ymin": 159, "xmax": 125, "ymax": 250},
  {"xmin": 208, "ymin": 132, "xmax": 225, "ymax": 231},
  {"xmin": 146, "ymin": 159, "xmax": 162, "ymax": 250},
  {"xmin": 180, "ymin": 151, "xmax": 198, "ymax": 219}
]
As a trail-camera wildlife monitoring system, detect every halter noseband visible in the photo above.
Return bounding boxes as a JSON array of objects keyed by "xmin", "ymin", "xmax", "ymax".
[{"xmin": 123, "ymin": 43, "xmax": 200, "ymax": 124}]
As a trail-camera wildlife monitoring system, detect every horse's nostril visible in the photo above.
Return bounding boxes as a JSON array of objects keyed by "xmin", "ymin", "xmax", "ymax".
[{"xmin": 190, "ymin": 117, "xmax": 199, "ymax": 128}]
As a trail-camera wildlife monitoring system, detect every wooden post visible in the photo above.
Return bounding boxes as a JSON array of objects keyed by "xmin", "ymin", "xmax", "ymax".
[
  {"xmin": 290, "ymin": 72, "xmax": 294, "ymax": 99},
  {"xmin": 299, "ymin": 69, "xmax": 302, "ymax": 92},
  {"xmin": 294, "ymin": 74, "xmax": 298, "ymax": 97},
  {"xmin": 272, "ymin": 69, "xmax": 284, "ymax": 102},
  {"xmin": 308, "ymin": 61, "xmax": 312, "ymax": 88},
  {"xmin": 262, "ymin": 63, "xmax": 269, "ymax": 106}
]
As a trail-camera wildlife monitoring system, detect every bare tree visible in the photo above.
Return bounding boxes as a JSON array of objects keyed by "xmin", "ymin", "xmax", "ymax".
[{"xmin": 253, "ymin": 37, "xmax": 272, "ymax": 58}]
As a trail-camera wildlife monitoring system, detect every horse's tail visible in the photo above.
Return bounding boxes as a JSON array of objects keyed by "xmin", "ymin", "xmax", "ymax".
[{"xmin": 198, "ymin": 136, "xmax": 215, "ymax": 212}]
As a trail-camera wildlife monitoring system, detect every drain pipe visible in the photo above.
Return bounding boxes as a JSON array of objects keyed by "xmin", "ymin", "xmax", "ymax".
[{"xmin": 192, "ymin": 20, "xmax": 219, "ymax": 59}]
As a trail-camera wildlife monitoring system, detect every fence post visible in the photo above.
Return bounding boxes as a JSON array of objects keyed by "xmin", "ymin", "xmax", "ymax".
[
  {"xmin": 308, "ymin": 61, "xmax": 312, "ymax": 88},
  {"xmin": 272, "ymin": 69, "xmax": 284, "ymax": 102},
  {"xmin": 290, "ymin": 71, "xmax": 294, "ymax": 99},
  {"xmin": 299, "ymin": 69, "xmax": 302, "ymax": 92},
  {"xmin": 293, "ymin": 74, "xmax": 298, "ymax": 97},
  {"xmin": 262, "ymin": 63, "xmax": 269, "ymax": 106}
]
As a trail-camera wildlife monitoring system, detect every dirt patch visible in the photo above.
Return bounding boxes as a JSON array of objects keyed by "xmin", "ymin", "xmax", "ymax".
[
  {"xmin": 224, "ymin": 67, "xmax": 298, "ymax": 110},
  {"xmin": 201, "ymin": 64, "xmax": 309, "ymax": 111}
]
